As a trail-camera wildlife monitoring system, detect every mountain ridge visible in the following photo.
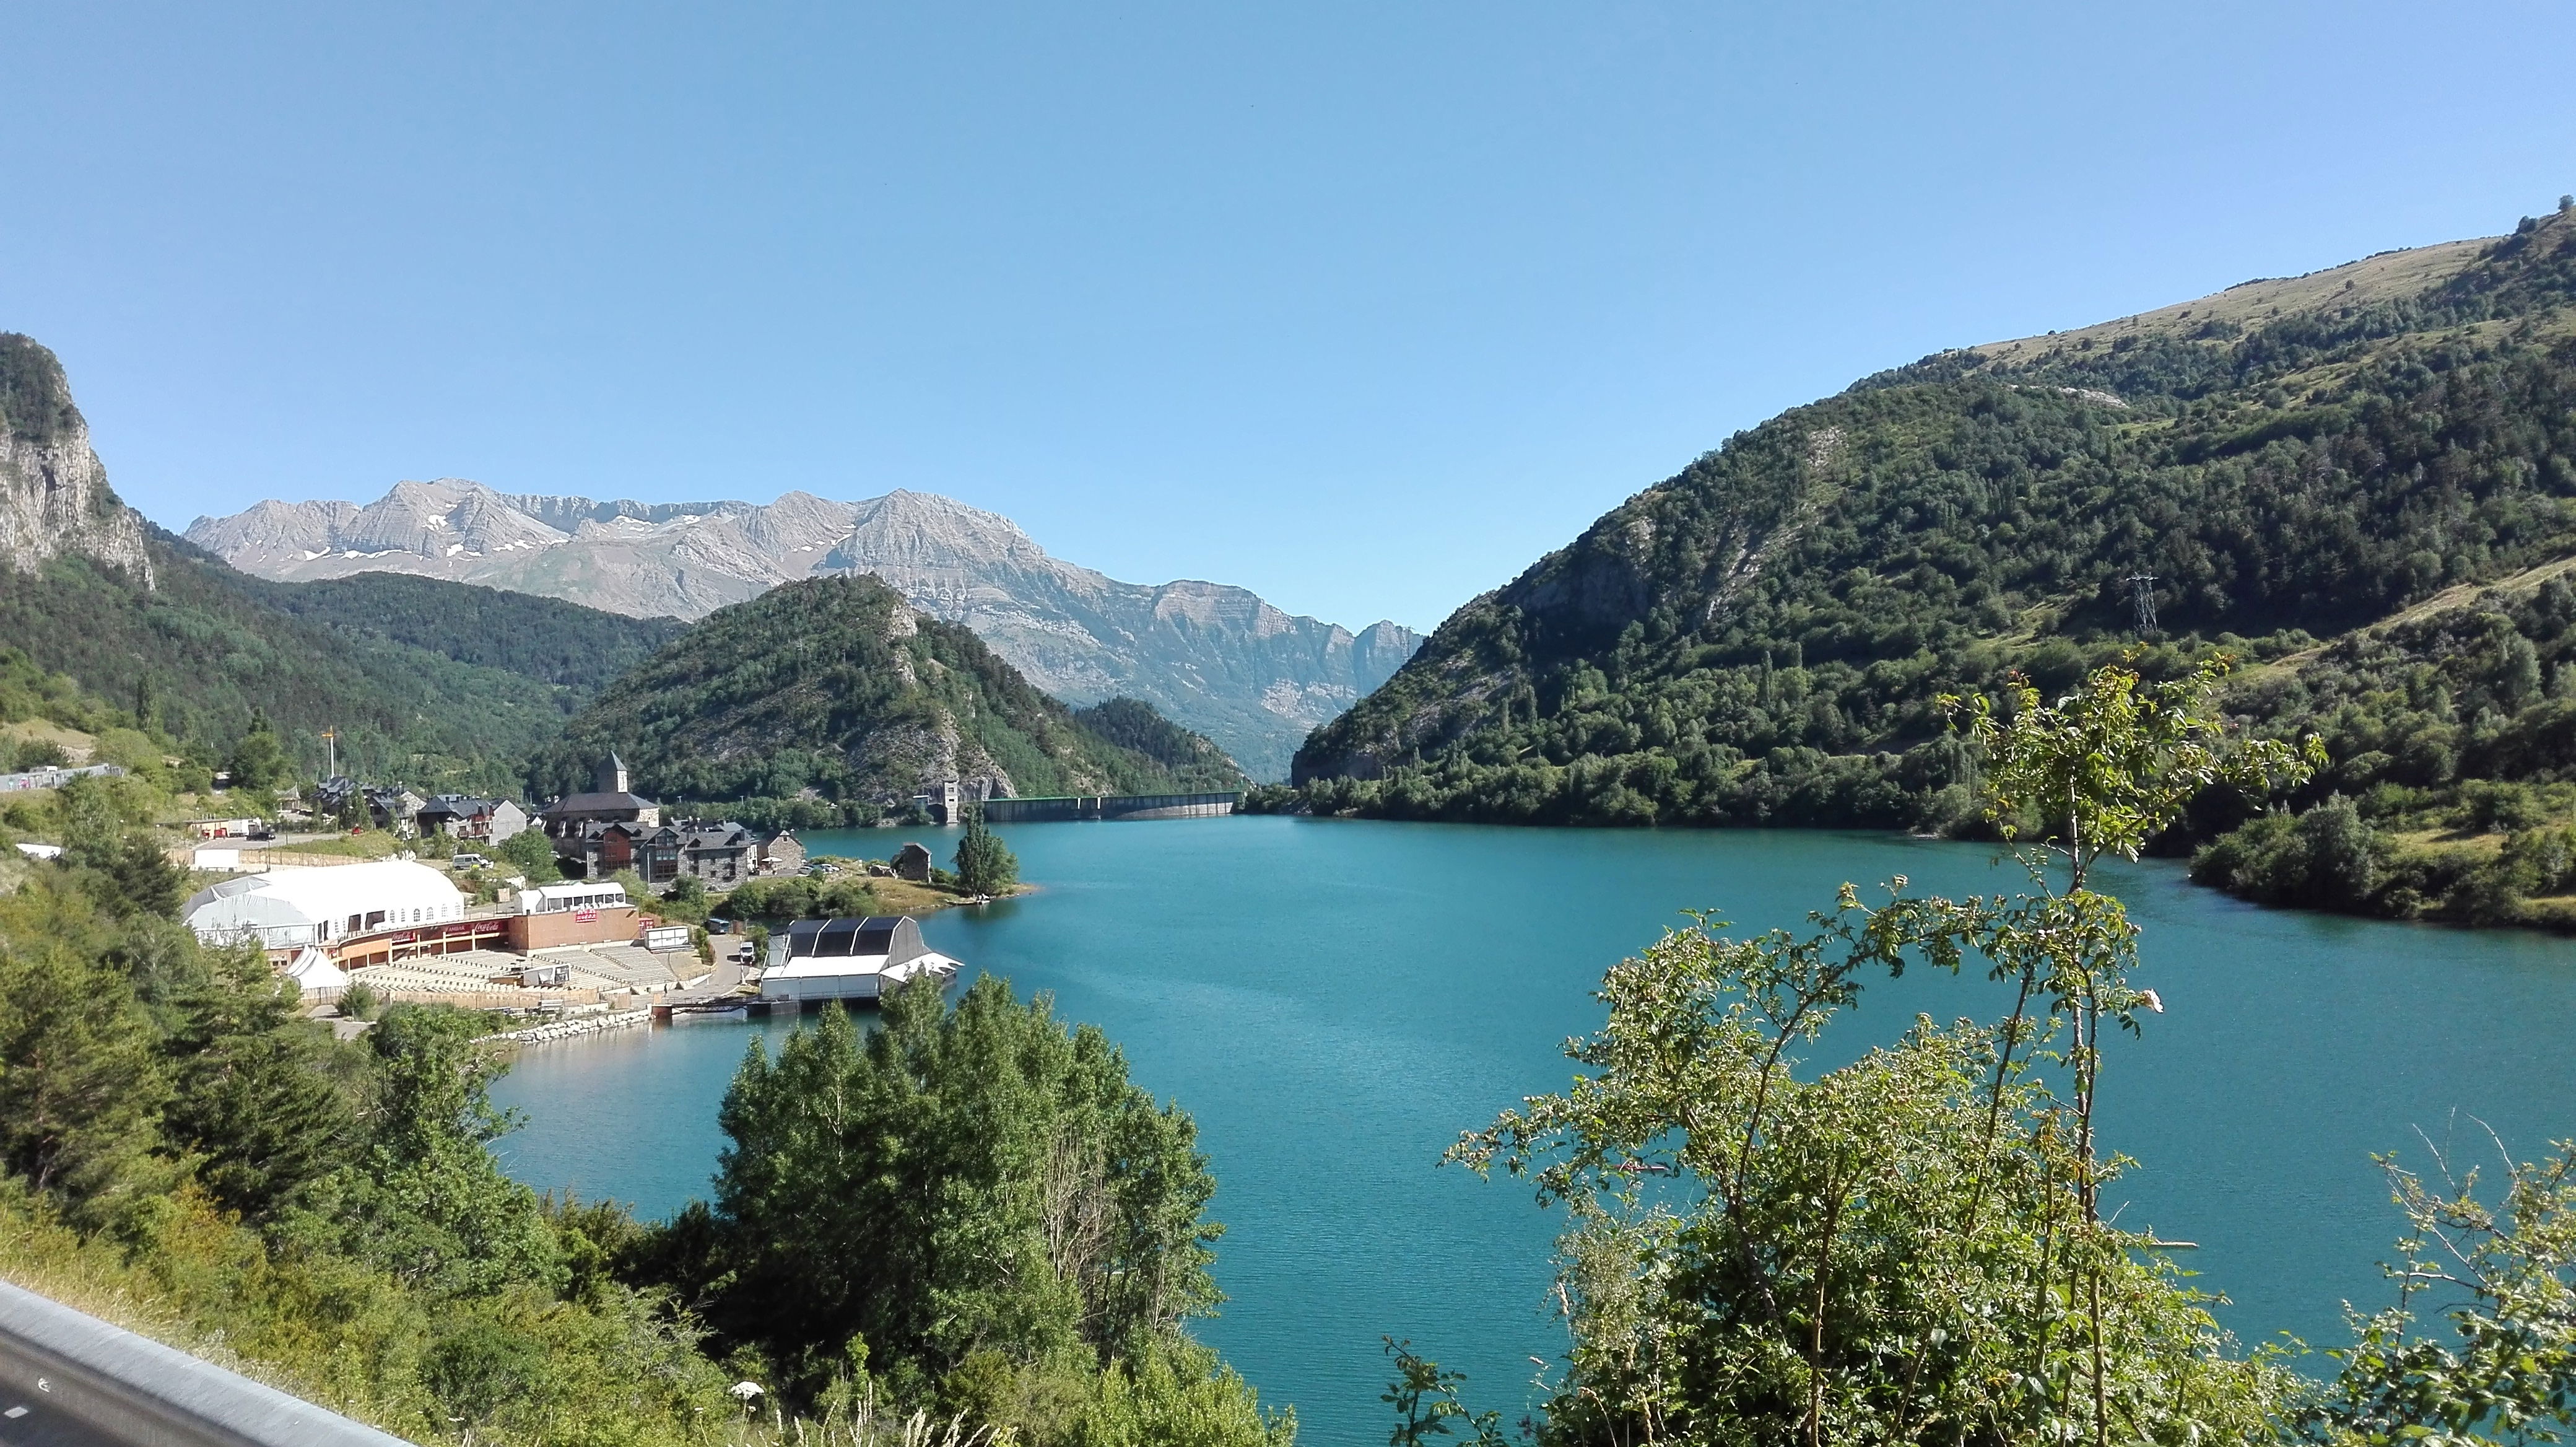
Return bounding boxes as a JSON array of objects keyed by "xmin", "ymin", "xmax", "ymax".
[{"xmin": 188, "ymin": 481, "xmax": 1418, "ymax": 778}]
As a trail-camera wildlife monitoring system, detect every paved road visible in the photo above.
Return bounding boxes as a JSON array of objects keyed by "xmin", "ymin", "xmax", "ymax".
[
  {"xmin": 668, "ymin": 957, "xmax": 754, "ymax": 1004},
  {"xmin": 0, "ymin": 1392, "xmax": 120, "ymax": 1447}
]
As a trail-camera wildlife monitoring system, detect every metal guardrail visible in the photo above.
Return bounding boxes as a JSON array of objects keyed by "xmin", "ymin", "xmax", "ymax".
[{"xmin": 0, "ymin": 1279, "xmax": 411, "ymax": 1446}]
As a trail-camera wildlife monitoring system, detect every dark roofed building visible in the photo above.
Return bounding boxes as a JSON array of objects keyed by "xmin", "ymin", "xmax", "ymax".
[
  {"xmin": 539, "ymin": 754, "xmax": 661, "ymax": 833},
  {"xmin": 311, "ymin": 776, "xmax": 363, "ymax": 819},
  {"xmin": 540, "ymin": 754, "xmax": 663, "ymax": 878},
  {"xmin": 672, "ymin": 820, "xmax": 754, "ymax": 888},
  {"xmin": 537, "ymin": 756, "xmax": 758, "ymax": 888},
  {"xmin": 416, "ymin": 794, "xmax": 529, "ymax": 844},
  {"xmin": 365, "ymin": 786, "xmax": 425, "ymax": 834},
  {"xmin": 784, "ymin": 914, "xmax": 928, "ymax": 967},
  {"xmin": 550, "ymin": 820, "xmax": 644, "ymax": 880}
]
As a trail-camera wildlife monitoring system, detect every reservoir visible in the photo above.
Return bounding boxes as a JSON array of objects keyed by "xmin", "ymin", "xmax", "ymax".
[{"xmin": 489, "ymin": 816, "xmax": 2576, "ymax": 1444}]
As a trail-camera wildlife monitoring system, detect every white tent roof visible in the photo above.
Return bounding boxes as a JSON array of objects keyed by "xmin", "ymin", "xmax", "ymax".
[
  {"xmin": 285, "ymin": 947, "xmax": 346, "ymax": 993},
  {"xmin": 184, "ymin": 860, "xmax": 464, "ymax": 934}
]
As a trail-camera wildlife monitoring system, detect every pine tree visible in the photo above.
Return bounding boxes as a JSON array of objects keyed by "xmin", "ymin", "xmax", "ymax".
[{"xmin": 953, "ymin": 805, "xmax": 1018, "ymax": 897}]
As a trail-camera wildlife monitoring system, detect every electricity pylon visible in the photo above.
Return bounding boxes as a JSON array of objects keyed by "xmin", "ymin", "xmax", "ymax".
[{"xmin": 2124, "ymin": 574, "xmax": 2159, "ymax": 636}]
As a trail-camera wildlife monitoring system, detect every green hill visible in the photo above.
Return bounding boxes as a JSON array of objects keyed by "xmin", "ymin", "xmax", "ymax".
[
  {"xmin": 1292, "ymin": 203, "xmax": 2576, "ymax": 928},
  {"xmin": 1069, "ymin": 696, "xmax": 1250, "ymax": 792},
  {"xmin": 529, "ymin": 574, "xmax": 1245, "ymax": 815},
  {"xmin": 228, "ymin": 570, "xmax": 684, "ymax": 694}
]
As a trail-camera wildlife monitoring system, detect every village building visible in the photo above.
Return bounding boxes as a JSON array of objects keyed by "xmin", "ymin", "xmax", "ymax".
[
  {"xmin": 366, "ymin": 786, "xmax": 425, "ymax": 835},
  {"xmin": 670, "ymin": 820, "xmax": 754, "ymax": 887},
  {"xmin": 416, "ymin": 794, "xmax": 529, "ymax": 844},
  {"xmin": 1, "ymin": 761, "xmax": 124, "ymax": 794},
  {"xmin": 532, "ymin": 756, "xmax": 760, "ymax": 891},
  {"xmin": 306, "ymin": 776, "xmax": 428, "ymax": 834},
  {"xmin": 539, "ymin": 754, "xmax": 664, "ymax": 880},
  {"xmin": 758, "ymin": 830, "xmax": 805, "ymax": 876},
  {"xmin": 507, "ymin": 880, "xmax": 643, "ymax": 950},
  {"xmin": 183, "ymin": 859, "xmax": 468, "ymax": 958},
  {"xmin": 755, "ymin": 916, "xmax": 961, "ymax": 1008},
  {"xmin": 539, "ymin": 754, "xmax": 661, "ymax": 832},
  {"xmin": 892, "ymin": 841, "xmax": 933, "ymax": 881},
  {"xmin": 310, "ymin": 776, "xmax": 363, "ymax": 820}
]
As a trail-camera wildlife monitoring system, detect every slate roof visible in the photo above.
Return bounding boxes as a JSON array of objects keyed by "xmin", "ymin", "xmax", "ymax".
[
  {"xmin": 542, "ymin": 790, "xmax": 658, "ymax": 816},
  {"xmin": 418, "ymin": 793, "xmax": 506, "ymax": 820}
]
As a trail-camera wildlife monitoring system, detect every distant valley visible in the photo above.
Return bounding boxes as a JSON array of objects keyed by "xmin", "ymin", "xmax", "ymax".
[{"xmin": 188, "ymin": 483, "xmax": 1419, "ymax": 779}]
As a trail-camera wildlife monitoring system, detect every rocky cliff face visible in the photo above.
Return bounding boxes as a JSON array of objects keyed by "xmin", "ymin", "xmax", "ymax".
[
  {"xmin": 188, "ymin": 481, "xmax": 1420, "ymax": 777},
  {"xmin": 0, "ymin": 334, "xmax": 154, "ymax": 587}
]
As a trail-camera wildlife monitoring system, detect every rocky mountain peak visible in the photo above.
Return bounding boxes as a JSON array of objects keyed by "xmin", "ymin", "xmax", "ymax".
[
  {"xmin": 0, "ymin": 334, "xmax": 154, "ymax": 587},
  {"xmin": 833, "ymin": 489, "xmax": 1049, "ymax": 573},
  {"xmin": 731, "ymin": 489, "xmax": 861, "ymax": 559}
]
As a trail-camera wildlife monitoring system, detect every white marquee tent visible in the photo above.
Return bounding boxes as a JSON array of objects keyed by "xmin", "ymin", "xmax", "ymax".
[
  {"xmin": 184, "ymin": 860, "xmax": 466, "ymax": 951},
  {"xmin": 284, "ymin": 946, "xmax": 347, "ymax": 996}
]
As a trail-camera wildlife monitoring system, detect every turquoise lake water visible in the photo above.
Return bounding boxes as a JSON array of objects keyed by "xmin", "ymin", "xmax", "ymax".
[{"xmin": 488, "ymin": 816, "xmax": 2576, "ymax": 1444}]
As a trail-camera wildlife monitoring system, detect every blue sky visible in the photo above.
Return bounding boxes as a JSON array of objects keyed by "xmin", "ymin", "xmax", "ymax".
[{"xmin": 5, "ymin": 2, "xmax": 2571, "ymax": 632}]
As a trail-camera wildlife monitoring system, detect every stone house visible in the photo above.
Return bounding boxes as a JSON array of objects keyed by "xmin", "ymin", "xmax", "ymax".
[
  {"xmin": 759, "ymin": 831, "xmax": 806, "ymax": 876},
  {"xmin": 892, "ymin": 842, "xmax": 933, "ymax": 882},
  {"xmin": 310, "ymin": 776, "xmax": 363, "ymax": 820},
  {"xmin": 365, "ymin": 787, "xmax": 425, "ymax": 836},
  {"xmin": 671, "ymin": 821, "xmax": 755, "ymax": 889},
  {"xmin": 416, "ymin": 795, "xmax": 529, "ymax": 844},
  {"xmin": 539, "ymin": 755, "xmax": 663, "ymax": 879}
]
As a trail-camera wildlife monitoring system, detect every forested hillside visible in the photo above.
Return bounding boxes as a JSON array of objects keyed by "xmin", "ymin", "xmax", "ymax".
[
  {"xmin": 0, "ymin": 535, "xmax": 600, "ymax": 795},
  {"xmin": 0, "ymin": 334, "xmax": 690, "ymax": 795},
  {"xmin": 1070, "ymin": 696, "xmax": 1251, "ymax": 791},
  {"xmin": 529, "ymin": 574, "xmax": 1239, "ymax": 816},
  {"xmin": 233, "ymin": 570, "xmax": 686, "ymax": 693},
  {"xmin": 1291, "ymin": 203, "xmax": 2576, "ymax": 928}
]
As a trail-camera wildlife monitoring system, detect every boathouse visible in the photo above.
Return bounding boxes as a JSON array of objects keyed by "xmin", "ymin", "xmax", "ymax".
[{"xmin": 756, "ymin": 915, "xmax": 960, "ymax": 1008}]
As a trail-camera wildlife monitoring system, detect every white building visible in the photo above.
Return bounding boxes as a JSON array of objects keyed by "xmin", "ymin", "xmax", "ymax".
[
  {"xmin": 517, "ymin": 881, "xmax": 631, "ymax": 916},
  {"xmin": 757, "ymin": 916, "xmax": 961, "ymax": 1007},
  {"xmin": 183, "ymin": 860, "xmax": 467, "ymax": 953}
]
